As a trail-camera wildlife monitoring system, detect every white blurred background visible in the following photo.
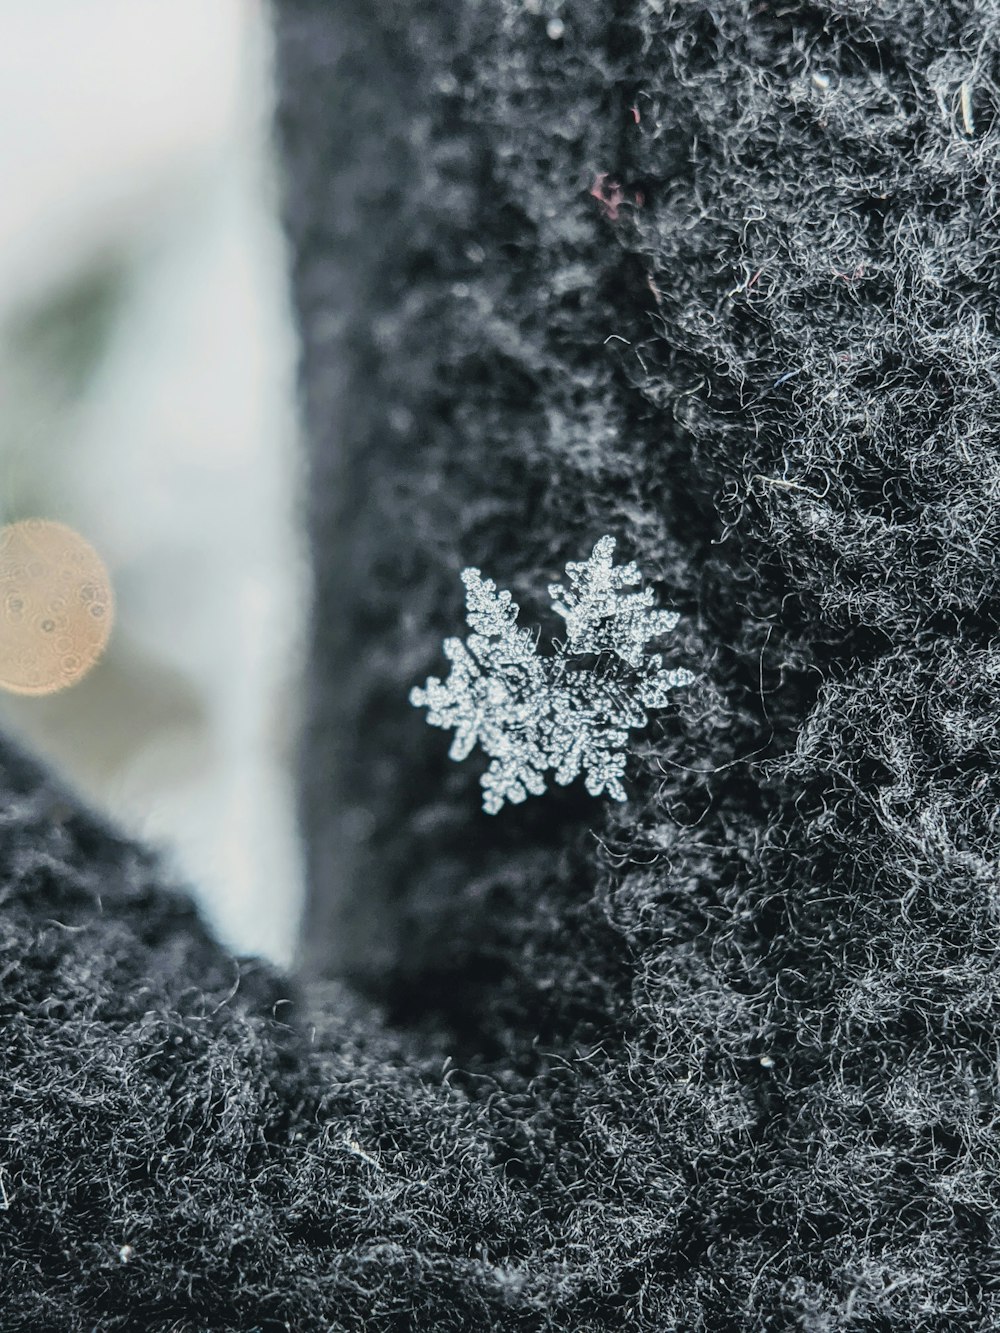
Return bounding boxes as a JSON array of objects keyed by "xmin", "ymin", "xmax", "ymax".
[{"xmin": 0, "ymin": 0, "xmax": 306, "ymax": 966}]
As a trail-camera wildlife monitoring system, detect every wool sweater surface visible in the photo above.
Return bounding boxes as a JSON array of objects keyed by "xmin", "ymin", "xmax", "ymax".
[{"xmin": 5, "ymin": 0, "xmax": 1000, "ymax": 1328}]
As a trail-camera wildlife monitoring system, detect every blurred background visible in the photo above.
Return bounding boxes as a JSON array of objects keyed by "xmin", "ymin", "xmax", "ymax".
[{"xmin": 0, "ymin": 0, "xmax": 306, "ymax": 966}]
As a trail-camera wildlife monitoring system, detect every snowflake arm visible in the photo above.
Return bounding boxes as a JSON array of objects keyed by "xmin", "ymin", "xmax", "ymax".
[
  {"xmin": 548, "ymin": 535, "xmax": 682, "ymax": 667},
  {"xmin": 461, "ymin": 568, "xmax": 535, "ymax": 665}
]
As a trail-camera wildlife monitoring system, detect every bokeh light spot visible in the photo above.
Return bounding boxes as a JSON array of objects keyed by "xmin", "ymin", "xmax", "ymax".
[{"xmin": 0, "ymin": 519, "xmax": 114, "ymax": 696}]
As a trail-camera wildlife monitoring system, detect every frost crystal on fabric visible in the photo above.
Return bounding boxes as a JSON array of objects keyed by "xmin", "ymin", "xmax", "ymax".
[{"xmin": 410, "ymin": 537, "xmax": 693, "ymax": 812}]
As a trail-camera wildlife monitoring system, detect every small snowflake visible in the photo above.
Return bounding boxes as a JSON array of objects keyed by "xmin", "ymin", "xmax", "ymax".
[{"xmin": 410, "ymin": 536, "xmax": 694, "ymax": 813}]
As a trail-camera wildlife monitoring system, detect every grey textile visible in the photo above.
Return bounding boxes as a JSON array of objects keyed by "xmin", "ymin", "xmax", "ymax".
[{"xmin": 4, "ymin": 1, "xmax": 1000, "ymax": 1327}]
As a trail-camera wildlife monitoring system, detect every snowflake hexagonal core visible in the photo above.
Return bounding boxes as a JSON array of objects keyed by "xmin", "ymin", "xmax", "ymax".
[{"xmin": 410, "ymin": 537, "xmax": 694, "ymax": 813}]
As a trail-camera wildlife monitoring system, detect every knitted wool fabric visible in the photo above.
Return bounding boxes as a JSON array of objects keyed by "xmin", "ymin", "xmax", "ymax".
[{"xmin": 4, "ymin": 0, "xmax": 1000, "ymax": 1327}]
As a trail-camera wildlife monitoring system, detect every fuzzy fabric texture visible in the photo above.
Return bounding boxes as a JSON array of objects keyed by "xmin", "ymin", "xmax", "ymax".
[{"xmin": 4, "ymin": 0, "xmax": 1000, "ymax": 1327}]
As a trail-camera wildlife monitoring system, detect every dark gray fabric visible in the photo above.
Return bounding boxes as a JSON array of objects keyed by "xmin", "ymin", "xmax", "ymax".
[
  {"xmin": 279, "ymin": 0, "xmax": 1000, "ymax": 1322},
  {"xmin": 3, "ymin": 0, "xmax": 1000, "ymax": 1326}
]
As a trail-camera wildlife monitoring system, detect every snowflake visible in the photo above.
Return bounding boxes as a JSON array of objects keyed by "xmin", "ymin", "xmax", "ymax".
[{"xmin": 410, "ymin": 536, "xmax": 694, "ymax": 814}]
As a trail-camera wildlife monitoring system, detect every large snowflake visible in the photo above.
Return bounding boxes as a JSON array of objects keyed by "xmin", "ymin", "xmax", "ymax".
[{"xmin": 410, "ymin": 536, "xmax": 694, "ymax": 813}]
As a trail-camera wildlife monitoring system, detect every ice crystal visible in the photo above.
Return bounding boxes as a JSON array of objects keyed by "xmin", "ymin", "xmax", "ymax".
[{"xmin": 410, "ymin": 536, "xmax": 694, "ymax": 813}]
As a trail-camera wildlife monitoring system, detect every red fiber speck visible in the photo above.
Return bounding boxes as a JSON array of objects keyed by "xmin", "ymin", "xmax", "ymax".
[{"xmin": 590, "ymin": 172, "xmax": 626, "ymax": 222}]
